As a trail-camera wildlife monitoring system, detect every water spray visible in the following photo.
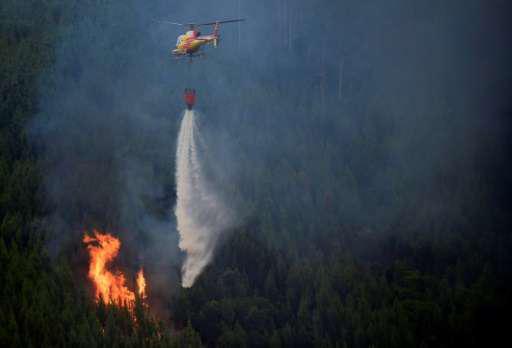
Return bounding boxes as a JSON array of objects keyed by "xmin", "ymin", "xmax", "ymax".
[{"xmin": 174, "ymin": 108, "xmax": 231, "ymax": 287}]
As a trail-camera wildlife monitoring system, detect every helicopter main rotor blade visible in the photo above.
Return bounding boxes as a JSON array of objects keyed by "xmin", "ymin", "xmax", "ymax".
[
  {"xmin": 196, "ymin": 18, "xmax": 245, "ymax": 26},
  {"xmin": 153, "ymin": 19, "xmax": 197, "ymax": 26},
  {"xmin": 154, "ymin": 18, "xmax": 245, "ymax": 29}
]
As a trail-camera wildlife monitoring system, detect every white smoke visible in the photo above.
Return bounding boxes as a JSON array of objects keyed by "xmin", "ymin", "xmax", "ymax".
[{"xmin": 174, "ymin": 110, "xmax": 232, "ymax": 287}]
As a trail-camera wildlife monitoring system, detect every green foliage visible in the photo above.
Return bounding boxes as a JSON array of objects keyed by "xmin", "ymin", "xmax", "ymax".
[
  {"xmin": 170, "ymin": 229, "xmax": 511, "ymax": 348},
  {"xmin": 0, "ymin": 2, "xmax": 181, "ymax": 347},
  {"xmin": 1, "ymin": 1, "xmax": 511, "ymax": 347}
]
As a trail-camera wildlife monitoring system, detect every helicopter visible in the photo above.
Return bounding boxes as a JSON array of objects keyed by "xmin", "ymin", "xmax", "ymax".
[{"xmin": 157, "ymin": 18, "xmax": 245, "ymax": 59}]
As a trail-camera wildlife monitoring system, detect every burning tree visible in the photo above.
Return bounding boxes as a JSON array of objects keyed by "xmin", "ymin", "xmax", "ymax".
[{"xmin": 83, "ymin": 230, "xmax": 146, "ymax": 309}]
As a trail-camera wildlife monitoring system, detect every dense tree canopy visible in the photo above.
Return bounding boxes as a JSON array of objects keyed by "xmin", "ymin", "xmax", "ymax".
[{"xmin": 1, "ymin": 1, "xmax": 511, "ymax": 347}]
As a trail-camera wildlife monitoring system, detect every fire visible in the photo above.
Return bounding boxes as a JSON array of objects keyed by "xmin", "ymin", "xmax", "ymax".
[
  {"xmin": 137, "ymin": 268, "xmax": 146, "ymax": 299},
  {"xmin": 83, "ymin": 230, "xmax": 146, "ymax": 307}
]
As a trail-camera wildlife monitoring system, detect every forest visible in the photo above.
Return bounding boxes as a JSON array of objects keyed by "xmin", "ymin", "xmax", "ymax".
[{"xmin": 1, "ymin": 0, "xmax": 511, "ymax": 347}]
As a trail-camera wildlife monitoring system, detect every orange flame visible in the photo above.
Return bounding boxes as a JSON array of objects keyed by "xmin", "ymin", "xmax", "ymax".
[
  {"xmin": 137, "ymin": 268, "xmax": 146, "ymax": 299},
  {"xmin": 83, "ymin": 230, "xmax": 145, "ymax": 307}
]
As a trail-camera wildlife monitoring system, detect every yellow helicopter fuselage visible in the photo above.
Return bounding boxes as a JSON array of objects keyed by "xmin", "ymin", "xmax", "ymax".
[{"xmin": 172, "ymin": 30, "xmax": 216, "ymax": 56}]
